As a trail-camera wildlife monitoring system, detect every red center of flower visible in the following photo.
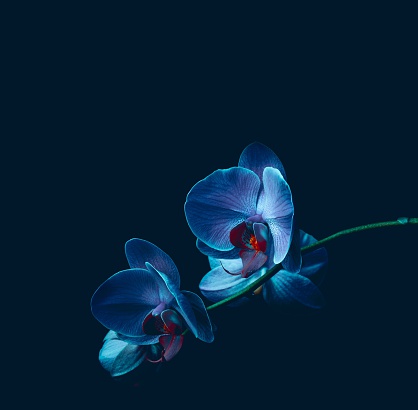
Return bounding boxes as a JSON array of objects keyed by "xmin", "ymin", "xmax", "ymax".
[
  {"xmin": 142, "ymin": 309, "xmax": 185, "ymax": 363},
  {"xmin": 230, "ymin": 221, "xmax": 268, "ymax": 253},
  {"xmin": 223, "ymin": 221, "xmax": 269, "ymax": 278},
  {"xmin": 143, "ymin": 309, "xmax": 184, "ymax": 336},
  {"xmin": 249, "ymin": 234, "xmax": 261, "ymax": 251}
]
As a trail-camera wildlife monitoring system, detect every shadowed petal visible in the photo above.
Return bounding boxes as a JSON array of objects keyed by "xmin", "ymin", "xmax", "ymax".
[
  {"xmin": 298, "ymin": 230, "xmax": 328, "ymax": 285},
  {"xmin": 184, "ymin": 167, "xmax": 260, "ymax": 250},
  {"xmin": 99, "ymin": 331, "xmax": 147, "ymax": 377},
  {"xmin": 282, "ymin": 226, "xmax": 302, "ymax": 274},
  {"xmin": 299, "ymin": 247, "xmax": 328, "ymax": 285},
  {"xmin": 125, "ymin": 239, "xmax": 180, "ymax": 288},
  {"xmin": 160, "ymin": 309, "xmax": 184, "ymax": 334},
  {"xmin": 300, "ymin": 229, "xmax": 318, "ymax": 247},
  {"xmin": 143, "ymin": 312, "xmax": 169, "ymax": 335},
  {"xmin": 197, "ymin": 239, "xmax": 240, "ymax": 259},
  {"xmin": 263, "ymin": 271, "xmax": 325, "ymax": 310},
  {"xmin": 180, "ymin": 291, "xmax": 214, "ymax": 342},
  {"xmin": 238, "ymin": 141, "xmax": 287, "ymax": 181},
  {"xmin": 260, "ymin": 167, "xmax": 294, "ymax": 264},
  {"xmin": 159, "ymin": 335, "xmax": 184, "ymax": 362},
  {"xmin": 91, "ymin": 268, "xmax": 173, "ymax": 337},
  {"xmin": 145, "ymin": 262, "xmax": 182, "ymax": 301}
]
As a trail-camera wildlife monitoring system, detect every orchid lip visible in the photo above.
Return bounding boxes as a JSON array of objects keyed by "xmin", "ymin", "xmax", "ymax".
[
  {"xmin": 227, "ymin": 221, "xmax": 269, "ymax": 277},
  {"xmin": 230, "ymin": 221, "xmax": 268, "ymax": 251}
]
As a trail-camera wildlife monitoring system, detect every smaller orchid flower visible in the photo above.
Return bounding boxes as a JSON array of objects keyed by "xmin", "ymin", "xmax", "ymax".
[
  {"xmin": 199, "ymin": 230, "xmax": 328, "ymax": 312},
  {"xmin": 91, "ymin": 239, "xmax": 214, "ymax": 368},
  {"xmin": 184, "ymin": 141, "xmax": 301, "ymax": 280}
]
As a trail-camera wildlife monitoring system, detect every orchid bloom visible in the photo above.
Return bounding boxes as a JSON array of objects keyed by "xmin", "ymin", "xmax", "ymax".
[
  {"xmin": 184, "ymin": 141, "xmax": 301, "ymax": 279},
  {"xmin": 91, "ymin": 239, "xmax": 214, "ymax": 370},
  {"xmin": 199, "ymin": 229, "xmax": 328, "ymax": 311}
]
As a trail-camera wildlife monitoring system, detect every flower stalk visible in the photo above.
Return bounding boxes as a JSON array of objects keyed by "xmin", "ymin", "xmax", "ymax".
[{"xmin": 206, "ymin": 217, "xmax": 417, "ymax": 311}]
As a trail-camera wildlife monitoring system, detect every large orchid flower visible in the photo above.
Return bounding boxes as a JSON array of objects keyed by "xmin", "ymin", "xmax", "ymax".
[
  {"xmin": 199, "ymin": 230, "xmax": 328, "ymax": 311},
  {"xmin": 184, "ymin": 141, "xmax": 301, "ymax": 280},
  {"xmin": 91, "ymin": 239, "xmax": 214, "ymax": 367}
]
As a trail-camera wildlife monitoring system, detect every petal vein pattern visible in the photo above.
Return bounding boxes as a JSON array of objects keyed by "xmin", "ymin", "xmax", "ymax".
[
  {"xmin": 238, "ymin": 141, "xmax": 287, "ymax": 182},
  {"xmin": 91, "ymin": 268, "xmax": 168, "ymax": 337},
  {"xmin": 185, "ymin": 167, "xmax": 260, "ymax": 250},
  {"xmin": 125, "ymin": 238, "xmax": 181, "ymax": 288},
  {"xmin": 260, "ymin": 167, "xmax": 294, "ymax": 264}
]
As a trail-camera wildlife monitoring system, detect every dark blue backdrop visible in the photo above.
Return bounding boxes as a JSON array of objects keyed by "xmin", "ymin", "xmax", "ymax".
[{"xmin": 50, "ymin": 6, "xmax": 418, "ymax": 410}]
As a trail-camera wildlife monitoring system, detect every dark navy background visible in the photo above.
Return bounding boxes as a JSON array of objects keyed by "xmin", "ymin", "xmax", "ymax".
[{"xmin": 33, "ymin": 5, "xmax": 417, "ymax": 409}]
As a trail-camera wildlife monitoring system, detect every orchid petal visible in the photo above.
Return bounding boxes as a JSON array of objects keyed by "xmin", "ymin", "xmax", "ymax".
[
  {"xmin": 197, "ymin": 239, "xmax": 240, "ymax": 259},
  {"xmin": 238, "ymin": 141, "xmax": 287, "ymax": 181},
  {"xmin": 177, "ymin": 291, "xmax": 214, "ymax": 343},
  {"xmin": 300, "ymin": 229, "xmax": 321, "ymax": 248},
  {"xmin": 282, "ymin": 226, "xmax": 302, "ymax": 274},
  {"xmin": 159, "ymin": 335, "xmax": 184, "ymax": 362},
  {"xmin": 208, "ymin": 256, "xmax": 243, "ymax": 271},
  {"xmin": 99, "ymin": 331, "xmax": 147, "ymax": 377},
  {"xmin": 298, "ymin": 230, "xmax": 328, "ymax": 285},
  {"xmin": 184, "ymin": 167, "xmax": 260, "ymax": 250},
  {"xmin": 259, "ymin": 167, "xmax": 294, "ymax": 264},
  {"xmin": 299, "ymin": 247, "xmax": 328, "ymax": 285},
  {"xmin": 253, "ymin": 222, "xmax": 268, "ymax": 252},
  {"xmin": 125, "ymin": 239, "xmax": 180, "ymax": 288},
  {"xmin": 200, "ymin": 262, "xmax": 245, "ymax": 291},
  {"xmin": 199, "ymin": 264, "xmax": 265, "ymax": 303},
  {"xmin": 91, "ymin": 268, "xmax": 173, "ymax": 337},
  {"xmin": 145, "ymin": 262, "xmax": 182, "ymax": 301},
  {"xmin": 263, "ymin": 271, "xmax": 325, "ymax": 310}
]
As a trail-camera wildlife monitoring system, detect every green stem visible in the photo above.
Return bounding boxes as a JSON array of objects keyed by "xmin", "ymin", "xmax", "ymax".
[
  {"xmin": 181, "ymin": 217, "xmax": 416, "ymax": 336},
  {"xmin": 206, "ymin": 217, "xmax": 417, "ymax": 311}
]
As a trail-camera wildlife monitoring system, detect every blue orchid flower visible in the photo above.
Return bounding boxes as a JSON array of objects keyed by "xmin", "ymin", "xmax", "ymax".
[
  {"xmin": 91, "ymin": 239, "xmax": 214, "ymax": 371},
  {"xmin": 199, "ymin": 229, "xmax": 328, "ymax": 311},
  {"xmin": 184, "ymin": 141, "xmax": 301, "ymax": 279}
]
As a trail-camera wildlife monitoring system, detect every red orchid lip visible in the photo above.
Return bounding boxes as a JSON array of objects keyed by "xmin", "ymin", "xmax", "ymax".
[
  {"xmin": 142, "ymin": 309, "xmax": 184, "ymax": 336},
  {"xmin": 142, "ymin": 309, "xmax": 186, "ymax": 363},
  {"xmin": 227, "ymin": 221, "xmax": 269, "ymax": 277},
  {"xmin": 230, "ymin": 221, "xmax": 268, "ymax": 253}
]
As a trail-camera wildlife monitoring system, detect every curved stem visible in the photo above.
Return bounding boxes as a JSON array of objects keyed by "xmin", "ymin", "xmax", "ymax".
[{"xmin": 206, "ymin": 217, "xmax": 417, "ymax": 311}]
